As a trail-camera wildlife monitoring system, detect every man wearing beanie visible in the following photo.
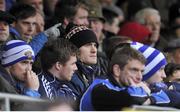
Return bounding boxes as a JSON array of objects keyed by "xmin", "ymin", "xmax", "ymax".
[
  {"xmin": 0, "ymin": 40, "xmax": 40, "ymax": 98},
  {"xmin": 65, "ymin": 24, "xmax": 100, "ymax": 104},
  {"xmin": 131, "ymin": 41, "xmax": 180, "ymax": 109}
]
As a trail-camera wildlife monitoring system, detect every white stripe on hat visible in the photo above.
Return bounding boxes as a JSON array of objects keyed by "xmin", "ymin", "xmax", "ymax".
[
  {"xmin": 131, "ymin": 41, "xmax": 167, "ymax": 80},
  {"xmin": 1, "ymin": 40, "xmax": 35, "ymax": 67},
  {"xmin": 1, "ymin": 48, "xmax": 33, "ymax": 65},
  {"xmin": 143, "ymin": 52, "xmax": 165, "ymax": 75},
  {"xmin": 2, "ymin": 45, "xmax": 34, "ymax": 57}
]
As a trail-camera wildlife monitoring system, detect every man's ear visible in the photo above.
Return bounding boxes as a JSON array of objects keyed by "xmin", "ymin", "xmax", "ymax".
[
  {"xmin": 113, "ymin": 64, "xmax": 121, "ymax": 77},
  {"xmin": 55, "ymin": 62, "xmax": 62, "ymax": 71}
]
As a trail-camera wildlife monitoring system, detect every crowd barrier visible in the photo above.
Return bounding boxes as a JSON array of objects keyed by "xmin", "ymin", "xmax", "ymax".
[
  {"xmin": 0, "ymin": 92, "xmax": 47, "ymax": 111},
  {"xmin": 0, "ymin": 92, "xmax": 179, "ymax": 111}
]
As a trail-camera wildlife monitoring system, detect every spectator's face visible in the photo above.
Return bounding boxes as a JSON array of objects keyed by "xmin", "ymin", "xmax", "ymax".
[
  {"xmin": 34, "ymin": 12, "xmax": 44, "ymax": 35},
  {"xmin": 0, "ymin": 21, "xmax": 9, "ymax": 42},
  {"xmin": 73, "ymin": 7, "xmax": 89, "ymax": 26},
  {"xmin": 117, "ymin": 59, "xmax": 144, "ymax": 86},
  {"xmin": 15, "ymin": 16, "xmax": 36, "ymax": 41},
  {"xmin": 58, "ymin": 56, "xmax": 77, "ymax": 81},
  {"xmin": 144, "ymin": 14, "xmax": 161, "ymax": 43},
  {"xmin": 89, "ymin": 19, "xmax": 104, "ymax": 42},
  {"xmin": 79, "ymin": 42, "xmax": 97, "ymax": 65},
  {"xmin": 146, "ymin": 66, "xmax": 166, "ymax": 84},
  {"xmin": 9, "ymin": 59, "xmax": 33, "ymax": 81}
]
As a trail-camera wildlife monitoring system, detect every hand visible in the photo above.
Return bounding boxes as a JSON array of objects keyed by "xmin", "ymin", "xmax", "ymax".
[
  {"xmin": 44, "ymin": 23, "xmax": 61, "ymax": 38},
  {"xmin": 128, "ymin": 78, "xmax": 137, "ymax": 87},
  {"xmin": 122, "ymin": 77, "xmax": 138, "ymax": 86},
  {"xmin": 25, "ymin": 70, "xmax": 39, "ymax": 91},
  {"xmin": 137, "ymin": 82, "xmax": 151, "ymax": 95}
]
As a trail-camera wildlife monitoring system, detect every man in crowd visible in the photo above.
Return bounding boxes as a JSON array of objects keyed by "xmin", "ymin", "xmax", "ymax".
[
  {"xmin": 0, "ymin": 40, "xmax": 40, "ymax": 97},
  {"xmin": 0, "ymin": 9, "xmax": 61, "ymax": 56},
  {"xmin": 134, "ymin": 8, "xmax": 167, "ymax": 51},
  {"xmin": 65, "ymin": 24, "xmax": 100, "ymax": 102},
  {"xmin": 131, "ymin": 41, "xmax": 180, "ymax": 109},
  {"xmin": 38, "ymin": 38, "xmax": 78, "ymax": 101},
  {"xmin": 47, "ymin": 0, "xmax": 89, "ymax": 37}
]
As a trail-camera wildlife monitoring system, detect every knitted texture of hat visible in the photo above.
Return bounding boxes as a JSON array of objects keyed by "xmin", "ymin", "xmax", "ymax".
[
  {"xmin": 1, "ymin": 40, "xmax": 35, "ymax": 67},
  {"xmin": 130, "ymin": 41, "xmax": 167, "ymax": 81},
  {"xmin": 118, "ymin": 22, "xmax": 150, "ymax": 43},
  {"xmin": 65, "ymin": 25, "xmax": 98, "ymax": 48}
]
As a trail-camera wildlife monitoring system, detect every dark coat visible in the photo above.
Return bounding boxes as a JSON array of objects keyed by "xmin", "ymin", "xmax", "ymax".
[{"xmin": 38, "ymin": 71, "xmax": 77, "ymax": 101}]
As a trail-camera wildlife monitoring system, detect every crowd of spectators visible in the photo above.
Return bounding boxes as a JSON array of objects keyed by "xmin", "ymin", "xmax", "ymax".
[{"xmin": 1, "ymin": 0, "xmax": 180, "ymax": 111}]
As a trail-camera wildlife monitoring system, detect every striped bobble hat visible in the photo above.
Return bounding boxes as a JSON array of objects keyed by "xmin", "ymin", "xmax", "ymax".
[
  {"xmin": 130, "ymin": 41, "xmax": 167, "ymax": 81},
  {"xmin": 1, "ymin": 40, "xmax": 35, "ymax": 67}
]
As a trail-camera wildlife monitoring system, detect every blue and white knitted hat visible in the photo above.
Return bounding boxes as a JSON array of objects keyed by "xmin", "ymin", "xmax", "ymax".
[
  {"xmin": 130, "ymin": 41, "xmax": 167, "ymax": 81},
  {"xmin": 1, "ymin": 40, "xmax": 35, "ymax": 67}
]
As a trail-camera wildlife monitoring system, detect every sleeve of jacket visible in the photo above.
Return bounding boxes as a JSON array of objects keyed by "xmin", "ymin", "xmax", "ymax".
[
  {"xmin": 91, "ymin": 84, "xmax": 148, "ymax": 111},
  {"xmin": 163, "ymin": 90, "xmax": 180, "ymax": 109},
  {"xmin": 149, "ymin": 90, "xmax": 170, "ymax": 106},
  {"xmin": 23, "ymin": 88, "xmax": 41, "ymax": 98},
  {"xmin": 166, "ymin": 82, "xmax": 180, "ymax": 92},
  {"xmin": 29, "ymin": 33, "xmax": 48, "ymax": 56}
]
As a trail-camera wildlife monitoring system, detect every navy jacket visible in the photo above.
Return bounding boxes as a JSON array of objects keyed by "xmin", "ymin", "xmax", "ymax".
[
  {"xmin": 149, "ymin": 82, "xmax": 180, "ymax": 109},
  {"xmin": 38, "ymin": 71, "xmax": 77, "ymax": 101},
  {"xmin": 69, "ymin": 61, "xmax": 99, "ymax": 100}
]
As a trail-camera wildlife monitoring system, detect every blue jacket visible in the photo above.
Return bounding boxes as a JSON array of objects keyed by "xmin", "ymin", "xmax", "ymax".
[
  {"xmin": 0, "ymin": 65, "xmax": 40, "ymax": 98},
  {"xmin": 38, "ymin": 71, "xmax": 77, "ymax": 101},
  {"xmin": 80, "ymin": 75, "xmax": 170, "ymax": 111},
  {"xmin": 9, "ymin": 27, "xmax": 48, "ymax": 56}
]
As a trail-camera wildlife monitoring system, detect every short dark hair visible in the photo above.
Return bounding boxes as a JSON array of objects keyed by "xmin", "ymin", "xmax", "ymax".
[
  {"xmin": 105, "ymin": 36, "xmax": 132, "ymax": 59},
  {"xmin": 9, "ymin": 4, "xmax": 36, "ymax": 20},
  {"xmin": 54, "ymin": 0, "xmax": 88, "ymax": 23},
  {"xmin": 165, "ymin": 63, "xmax": 180, "ymax": 77},
  {"xmin": 109, "ymin": 46, "xmax": 146, "ymax": 73},
  {"xmin": 40, "ymin": 38, "xmax": 79, "ymax": 70}
]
